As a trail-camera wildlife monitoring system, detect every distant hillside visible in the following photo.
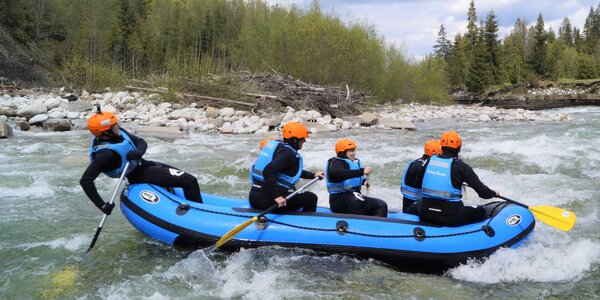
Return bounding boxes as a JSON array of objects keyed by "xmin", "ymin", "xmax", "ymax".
[{"xmin": 0, "ymin": 25, "xmax": 49, "ymax": 87}]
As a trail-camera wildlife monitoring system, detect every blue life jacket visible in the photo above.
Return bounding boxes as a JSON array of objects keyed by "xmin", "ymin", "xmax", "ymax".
[
  {"xmin": 400, "ymin": 158, "xmax": 426, "ymax": 201},
  {"xmin": 250, "ymin": 140, "xmax": 302, "ymax": 190},
  {"xmin": 421, "ymin": 155, "xmax": 462, "ymax": 202},
  {"xmin": 90, "ymin": 129, "xmax": 138, "ymax": 178},
  {"xmin": 325, "ymin": 157, "xmax": 364, "ymax": 194}
]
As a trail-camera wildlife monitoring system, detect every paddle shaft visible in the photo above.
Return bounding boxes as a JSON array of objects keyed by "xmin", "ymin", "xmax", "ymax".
[
  {"xmin": 496, "ymin": 195, "xmax": 529, "ymax": 208},
  {"xmin": 87, "ymin": 162, "xmax": 130, "ymax": 253},
  {"xmin": 213, "ymin": 177, "xmax": 322, "ymax": 249}
]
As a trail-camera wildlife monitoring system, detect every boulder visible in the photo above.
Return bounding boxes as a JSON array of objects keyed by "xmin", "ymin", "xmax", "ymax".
[
  {"xmin": 0, "ymin": 108, "xmax": 16, "ymax": 117},
  {"xmin": 17, "ymin": 103, "xmax": 47, "ymax": 117},
  {"xmin": 28, "ymin": 114, "xmax": 48, "ymax": 124},
  {"xmin": 359, "ymin": 112, "xmax": 378, "ymax": 126},
  {"xmin": 42, "ymin": 119, "xmax": 71, "ymax": 132},
  {"xmin": 17, "ymin": 120, "xmax": 30, "ymax": 131},
  {"xmin": 205, "ymin": 106, "xmax": 219, "ymax": 118},
  {"xmin": 220, "ymin": 122, "xmax": 233, "ymax": 133},
  {"xmin": 305, "ymin": 122, "xmax": 331, "ymax": 133},
  {"xmin": 0, "ymin": 122, "xmax": 13, "ymax": 138},
  {"xmin": 66, "ymin": 101, "xmax": 92, "ymax": 113},
  {"xmin": 135, "ymin": 126, "xmax": 183, "ymax": 140},
  {"xmin": 378, "ymin": 118, "xmax": 417, "ymax": 131}
]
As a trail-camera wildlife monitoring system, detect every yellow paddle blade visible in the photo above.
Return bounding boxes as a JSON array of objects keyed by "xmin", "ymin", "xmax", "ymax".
[
  {"xmin": 529, "ymin": 205, "xmax": 576, "ymax": 232},
  {"xmin": 214, "ymin": 216, "xmax": 258, "ymax": 248}
]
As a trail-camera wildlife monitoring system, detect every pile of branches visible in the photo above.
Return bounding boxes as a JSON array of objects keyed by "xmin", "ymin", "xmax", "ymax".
[{"xmin": 241, "ymin": 73, "xmax": 367, "ymax": 117}]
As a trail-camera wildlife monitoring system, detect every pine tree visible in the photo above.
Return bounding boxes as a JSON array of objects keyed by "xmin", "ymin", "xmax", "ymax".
[
  {"xmin": 446, "ymin": 34, "xmax": 468, "ymax": 86},
  {"xmin": 464, "ymin": 0, "xmax": 478, "ymax": 56},
  {"xmin": 433, "ymin": 24, "xmax": 452, "ymax": 59},
  {"xmin": 502, "ymin": 18, "xmax": 528, "ymax": 84},
  {"xmin": 484, "ymin": 10, "xmax": 502, "ymax": 84},
  {"xmin": 559, "ymin": 17, "xmax": 574, "ymax": 46},
  {"xmin": 466, "ymin": 24, "xmax": 490, "ymax": 94},
  {"xmin": 529, "ymin": 14, "xmax": 548, "ymax": 77}
]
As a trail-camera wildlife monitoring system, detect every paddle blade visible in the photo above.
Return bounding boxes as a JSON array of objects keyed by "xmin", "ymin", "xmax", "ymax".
[
  {"xmin": 529, "ymin": 205, "xmax": 576, "ymax": 232},
  {"xmin": 214, "ymin": 216, "xmax": 258, "ymax": 248}
]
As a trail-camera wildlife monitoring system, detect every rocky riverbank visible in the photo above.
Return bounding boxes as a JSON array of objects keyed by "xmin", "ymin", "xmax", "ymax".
[{"xmin": 0, "ymin": 88, "xmax": 571, "ymax": 139}]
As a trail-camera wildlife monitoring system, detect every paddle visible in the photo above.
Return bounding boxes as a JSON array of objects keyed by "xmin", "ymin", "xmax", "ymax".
[
  {"xmin": 212, "ymin": 177, "xmax": 322, "ymax": 249},
  {"xmin": 497, "ymin": 195, "xmax": 576, "ymax": 232},
  {"xmin": 86, "ymin": 162, "xmax": 130, "ymax": 253}
]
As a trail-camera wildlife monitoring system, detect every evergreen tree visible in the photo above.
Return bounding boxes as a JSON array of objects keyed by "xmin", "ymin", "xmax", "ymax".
[
  {"xmin": 433, "ymin": 24, "xmax": 452, "ymax": 59},
  {"xmin": 446, "ymin": 33, "xmax": 468, "ymax": 87},
  {"xmin": 501, "ymin": 18, "xmax": 528, "ymax": 84},
  {"xmin": 483, "ymin": 10, "xmax": 502, "ymax": 84},
  {"xmin": 574, "ymin": 27, "xmax": 584, "ymax": 52},
  {"xmin": 529, "ymin": 14, "xmax": 548, "ymax": 77},
  {"xmin": 464, "ymin": 0, "xmax": 478, "ymax": 55},
  {"xmin": 466, "ymin": 24, "xmax": 490, "ymax": 94},
  {"xmin": 559, "ymin": 17, "xmax": 574, "ymax": 46}
]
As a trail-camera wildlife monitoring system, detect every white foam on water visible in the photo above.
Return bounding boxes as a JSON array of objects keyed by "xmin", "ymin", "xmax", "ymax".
[
  {"xmin": 449, "ymin": 238, "xmax": 600, "ymax": 283},
  {"xmin": 19, "ymin": 142, "xmax": 66, "ymax": 154},
  {"xmin": 212, "ymin": 248, "xmax": 282, "ymax": 300},
  {"xmin": 20, "ymin": 234, "xmax": 88, "ymax": 252},
  {"xmin": 161, "ymin": 250, "xmax": 217, "ymax": 286},
  {"xmin": 0, "ymin": 175, "xmax": 55, "ymax": 199}
]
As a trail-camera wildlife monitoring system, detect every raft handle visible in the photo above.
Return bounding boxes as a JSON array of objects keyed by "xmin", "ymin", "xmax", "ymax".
[
  {"xmin": 482, "ymin": 225, "xmax": 495, "ymax": 237},
  {"xmin": 176, "ymin": 203, "xmax": 191, "ymax": 216},
  {"xmin": 336, "ymin": 221, "xmax": 349, "ymax": 235},
  {"xmin": 413, "ymin": 227, "xmax": 426, "ymax": 241},
  {"xmin": 256, "ymin": 217, "xmax": 268, "ymax": 230}
]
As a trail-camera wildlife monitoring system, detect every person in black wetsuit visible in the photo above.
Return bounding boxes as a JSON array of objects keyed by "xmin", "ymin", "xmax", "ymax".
[
  {"xmin": 80, "ymin": 108, "xmax": 202, "ymax": 216},
  {"xmin": 249, "ymin": 122, "xmax": 324, "ymax": 212},
  {"xmin": 326, "ymin": 139, "xmax": 387, "ymax": 217},
  {"xmin": 418, "ymin": 131, "xmax": 499, "ymax": 226},
  {"xmin": 401, "ymin": 140, "xmax": 442, "ymax": 215}
]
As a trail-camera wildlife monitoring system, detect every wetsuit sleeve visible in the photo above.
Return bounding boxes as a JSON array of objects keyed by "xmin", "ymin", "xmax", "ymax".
[
  {"xmin": 301, "ymin": 170, "xmax": 316, "ymax": 179},
  {"xmin": 121, "ymin": 128, "xmax": 147, "ymax": 156},
  {"xmin": 262, "ymin": 147, "xmax": 296, "ymax": 199},
  {"xmin": 80, "ymin": 150, "xmax": 120, "ymax": 209},
  {"xmin": 327, "ymin": 159, "xmax": 364, "ymax": 183},
  {"xmin": 453, "ymin": 160, "xmax": 497, "ymax": 199}
]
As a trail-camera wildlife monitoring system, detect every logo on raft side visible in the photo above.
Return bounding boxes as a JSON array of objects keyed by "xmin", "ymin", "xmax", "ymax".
[
  {"xmin": 506, "ymin": 214, "xmax": 522, "ymax": 226},
  {"xmin": 140, "ymin": 191, "xmax": 160, "ymax": 204}
]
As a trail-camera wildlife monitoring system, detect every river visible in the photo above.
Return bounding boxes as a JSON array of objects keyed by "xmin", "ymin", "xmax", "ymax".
[{"xmin": 1, "ymin": 106, "xmax": 599, "ymax": 299}]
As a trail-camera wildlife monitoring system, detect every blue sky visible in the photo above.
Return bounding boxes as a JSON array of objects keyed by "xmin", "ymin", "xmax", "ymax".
[{"xmin": 266, "ymin": 0, "xmax": 598, "ymax": 60}]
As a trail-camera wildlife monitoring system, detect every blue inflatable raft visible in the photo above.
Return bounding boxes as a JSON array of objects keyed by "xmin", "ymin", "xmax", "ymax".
[{"xmin": 120, "ymin": 183, "xmax": 535, "ymax": 273}]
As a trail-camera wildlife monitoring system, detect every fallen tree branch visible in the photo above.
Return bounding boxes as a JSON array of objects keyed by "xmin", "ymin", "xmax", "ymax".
[{"xmin": 124, "ymin": 85, "xmax": 256, "ymax": 107}]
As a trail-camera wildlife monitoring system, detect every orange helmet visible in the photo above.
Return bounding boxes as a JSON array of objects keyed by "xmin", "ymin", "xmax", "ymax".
[
  {"xmin": 440, "ymin": 131, "xmax": 462, "ymax": 149},
  {"xmin": 259, "ymin": 137, "xmax": 277, "ymax": 150},
  {"xmin": 88, "ymin": 112, "xmax": 118, "ymax": 136},
  {"xmin": 335, "ymin": 138, "xmax": 357, "ymax": 154},
  {"xmin": 282, "ymin": 122, "xmax": 309, "ymax": 139},
  {"xmin": 424, "ymin": 139, "xmax": 442, "ymax": 156}
]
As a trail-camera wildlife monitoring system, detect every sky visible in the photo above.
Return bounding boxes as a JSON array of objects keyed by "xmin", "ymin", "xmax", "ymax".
[{"xmin": 265, "ymin": 0, "xmax": 599, "ymax": 60}]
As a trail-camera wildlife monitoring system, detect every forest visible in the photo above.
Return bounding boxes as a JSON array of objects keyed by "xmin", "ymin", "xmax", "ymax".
[{"xmin": 1, "ymin": 0, "xmax": 600, "ymax": 103}]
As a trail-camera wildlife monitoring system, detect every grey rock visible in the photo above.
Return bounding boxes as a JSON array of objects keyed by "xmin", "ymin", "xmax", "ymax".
[
  {"xmin": 207, "ymin": 117, "xmax": 224, "ymax": 127},
  {"xmin": 43, "ymin": 119, "xmax": 71, "ymax": 131},
  {"xmin": 135, "ymin": 126, "xmax": 183, "ymax": 140},
  {"xmin": 17, "ymin": 103, "xmax": 47, "ymax": 117},
  {"xmin": 28, "ymin": 114, "xmax": 48, "ymax": 124},
  {"xmin": 359, "ymin": 112, "xmax": 378, "ymax": 126},
  {"xmin": 205, "ymin": 106, "xmax": 219, "ymax": 118},
  {"xmin": 66, "ymin": 101, "xmax": 92, "ymax": 113},
  {"xmin": 0, "ymin": 108, "xmax": 16, "ymax": 117},
  {"xmin": 378, "ymin": 118, "xmax": 416, "ymax": 130},
  {"xmin": 0, "ymin": 122, "xmax": 13, "ymax": 138},
  {"xmin": 17, "ymin": 121, "xmax": 30, "ymax": 131}
]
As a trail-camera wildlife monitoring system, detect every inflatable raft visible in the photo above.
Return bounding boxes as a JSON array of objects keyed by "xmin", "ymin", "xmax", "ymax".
[{"xmin": 120, "ymin": 183, "xmax": 535, "ymax": 273}]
